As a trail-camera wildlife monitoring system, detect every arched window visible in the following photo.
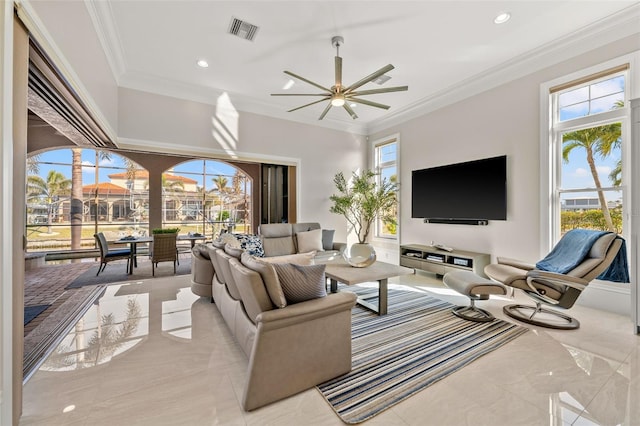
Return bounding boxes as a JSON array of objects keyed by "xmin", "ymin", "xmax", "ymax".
[
  {"xmin": 26, "ymin": 148, "xmax": 147, "ymax": 252},
  {"xmin": 162, "ymin": 159, "xmax": 253, "ymax": 237}
]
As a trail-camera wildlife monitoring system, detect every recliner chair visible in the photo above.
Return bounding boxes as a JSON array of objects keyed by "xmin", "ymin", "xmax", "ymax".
[{"xmin": 485, "ymin": 230, "xmax": 625, "ymax": 330}]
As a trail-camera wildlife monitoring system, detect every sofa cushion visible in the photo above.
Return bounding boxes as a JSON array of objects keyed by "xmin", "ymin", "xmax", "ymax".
[
  {"xmin": 241, "ymin": 252, "xmax": 287, "ymax": 308},
  {"xmin": 234, "ymin": 234, "xmax": 265, "ymax": 257},
  {"xmin": 271, "ymin": 263, "xmax": 327, "ymax": 304},
  {"xmin": 258, "ymin": 251, "xmax": 316, "ymax": 265},
  {"xmin": 228, "ymin": 258, "xmax": 274, "ymax": 323},
  {"xmin": 322, "ymin": 230, "xmax": 335, "ymax": 251},
  {"xmin": 291, "ymin": 222, "xmax": 320, "ymax": 234},
  {"xmin": 296, "ymin": 229, "xmax": 324, "ymax": 253}
]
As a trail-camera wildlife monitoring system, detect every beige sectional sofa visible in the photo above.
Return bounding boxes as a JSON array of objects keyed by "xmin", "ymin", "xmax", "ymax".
[
  {"xmin": 194, "ymin": 228, "xmax": 356, "ymax": 411},
  {"xmin": 258, "ymin": 222, "xmax": 346, "ymax": 260}
]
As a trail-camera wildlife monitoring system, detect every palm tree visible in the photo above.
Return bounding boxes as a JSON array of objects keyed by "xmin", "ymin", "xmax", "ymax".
[
  {"xmin": 212, "ymin": 175, "xmax": 229, "ymax": 222},
  {"xmin": 27, "ymin": 170, "xmax": 71, "ymax": 233},
  {"xmin": 609, "ymin": 159, "xmax": 622, "ymax": 187},
  {"xmin": 71, "ymin": 148, "xmax": 83, "ymax": 249},
  {"xmin": 27, "ymin": 153, "xmax": 41, "ymax": 174},
  {"xmin": 562, "ymin": 122, "xmax": 621, "ymax": 232}
]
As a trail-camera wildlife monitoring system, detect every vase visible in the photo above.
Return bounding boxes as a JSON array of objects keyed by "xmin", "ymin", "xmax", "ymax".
[{"xmin": 343, "ymin": 243, "xmax": 376, "ymax": 268}]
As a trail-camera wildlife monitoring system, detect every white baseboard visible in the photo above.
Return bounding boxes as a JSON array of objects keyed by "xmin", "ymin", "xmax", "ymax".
[{"xmin": 576, "ymin": 281, "xmax": 631, "ymax": 316}]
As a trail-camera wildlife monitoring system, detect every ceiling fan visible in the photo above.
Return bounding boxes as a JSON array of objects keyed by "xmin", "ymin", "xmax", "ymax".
[{"xmin": 271, "ymin": 36, "xmax": 408, "ymax": 120}]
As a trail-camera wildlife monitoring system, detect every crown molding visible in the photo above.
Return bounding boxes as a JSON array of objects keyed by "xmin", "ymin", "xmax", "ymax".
[
  {"xmin": 117, "ymin": 137, "xmax": 301, "ymax": 166},
  {"xmin": 366, "ymin": 3, "xmax": 640, "ymax": 134},
  {"xmin": 84, "ymin": 0, "xmax": 126, "ymax": 82}
]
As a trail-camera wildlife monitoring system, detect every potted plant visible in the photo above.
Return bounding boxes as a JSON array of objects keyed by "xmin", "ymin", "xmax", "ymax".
[{"xmin": 329, "ymin": 170, "xmax": 397, "ymax": 266}]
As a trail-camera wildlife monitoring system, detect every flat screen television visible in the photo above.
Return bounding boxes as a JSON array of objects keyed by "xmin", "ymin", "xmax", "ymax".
[{"xmin": 411, "ymin": 155, "xmax": 507, "ymax": 222}]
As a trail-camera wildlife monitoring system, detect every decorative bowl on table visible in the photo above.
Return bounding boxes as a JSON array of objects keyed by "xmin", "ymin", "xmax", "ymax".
[{"xmin": 343, "ymin": 243, "xmax": 376, "ymax": 268}]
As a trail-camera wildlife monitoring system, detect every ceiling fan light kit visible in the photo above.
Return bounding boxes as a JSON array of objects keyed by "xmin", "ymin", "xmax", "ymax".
[{"xmin": 271, "ymin": 36, "xmax": 408, "ymax": 120}]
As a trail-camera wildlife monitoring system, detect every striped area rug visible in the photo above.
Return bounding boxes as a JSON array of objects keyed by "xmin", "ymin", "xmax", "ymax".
[{"xmin": 317, "ymin": 286, "xmax": 527, "ymax": 424}]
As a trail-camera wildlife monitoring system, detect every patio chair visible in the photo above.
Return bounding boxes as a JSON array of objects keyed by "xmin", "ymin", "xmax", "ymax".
[
  {"xmin": 151, "ymin": 233, "xmax": 178, "ymax": 276},
  {"xmin": 94, "ymin": 232, "xmax": 131, "ymax": 276}
]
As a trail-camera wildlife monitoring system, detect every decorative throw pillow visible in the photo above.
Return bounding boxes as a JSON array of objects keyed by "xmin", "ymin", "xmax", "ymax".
[
  {"xmin": 296, "ymin": 228, "xmax": 324, "ymax": 253},
  {"xmin": 220, "ymin": 232, "xmax": 241, "ymax": 248},
  {"xmin": 233, "ymin": 234, "xmax": 265, "ymax": 257},
  {"xmin": 259, "ymin": 251, "xmax": 315, "ymax": 265},
  {"xmin": 241, "ymin": 252, "xmax": 286, "ymax": 308},
  {"xmin": 322, "ymin": 229, "xmax": 335, "ymax": 251},
  {"xmin": 271, "ymin": 263, "xmax": 327, "ymax": 304},
  {"xmin": 193, "ymin": 243, "xmax": 211, "ymax": 260}
]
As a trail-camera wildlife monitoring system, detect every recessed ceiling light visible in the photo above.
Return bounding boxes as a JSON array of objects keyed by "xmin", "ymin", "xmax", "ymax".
[
  {"xmin": 282, "ymin": 79, "xmax": 295, "ymax": 90},
  {"xmin": 197, "ymin": 59, "xmax": 209, "ymax": 68},
  {"xmin": 494, "ymin": 12, "xmax": 511, "ymax": 24},
  {"xmin": 350, "ymin": 103, "xmax": 357, "ymax": 108}
]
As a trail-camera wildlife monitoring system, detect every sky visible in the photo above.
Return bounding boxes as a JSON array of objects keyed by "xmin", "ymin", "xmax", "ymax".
[
  {"xmin": 32, "ymin": 149, "xmax": 241, "ymax": 191},
  {"xmin": 557, "ymin": 74, "xmax": 624, "ymax": 202}
]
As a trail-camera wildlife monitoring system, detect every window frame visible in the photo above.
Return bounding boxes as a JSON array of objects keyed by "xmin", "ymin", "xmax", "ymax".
[
  {"xmin": 371, "ymin": 135, "xmax": 399, "ymax": 241},
  {"xmin": 540, "ymin": 52, "xmax": 639, "ymax": 258}
]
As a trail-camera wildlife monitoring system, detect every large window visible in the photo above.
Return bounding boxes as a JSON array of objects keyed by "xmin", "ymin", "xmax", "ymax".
[
  {"xmin": 548, "ymin": 66, "xmax": 628, "ymax": 246},
  {"xmin": 373, "ymin": 138, "xmax": 398, "ymax": 239},
  {"xmin": 162, "ymin": 160, "xmax": 252, "ymax": 237},
  {"xmin": 26, "ymin": 149, "xmax": 147, "ymax": 252}
]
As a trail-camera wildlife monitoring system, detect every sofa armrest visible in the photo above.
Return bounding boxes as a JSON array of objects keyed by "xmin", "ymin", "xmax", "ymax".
[
  {"xmin": 243, "ymin": 291, "xmax": 357, "ymax": 411},
  {"xmin": 497, "ymin": 257, "xmax": 535, "ymax": 271},
  {"xmin": 256, "ymin": 291, "xmax": 356, "ymax": 331}
]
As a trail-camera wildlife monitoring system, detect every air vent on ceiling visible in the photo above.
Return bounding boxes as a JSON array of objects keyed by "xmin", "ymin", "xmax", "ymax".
[
  {"xmin": 372, "ymin": 74, "xmax": 391, "ymax": 85},
  {"xmin": 228, "ymin": 17, "xmax": 259, "ymax": 41}
]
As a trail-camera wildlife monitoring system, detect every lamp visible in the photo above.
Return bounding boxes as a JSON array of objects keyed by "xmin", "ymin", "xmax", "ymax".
[{"xmin": 331, "ymin": 93, "xmax": 345, "ymax": 107}]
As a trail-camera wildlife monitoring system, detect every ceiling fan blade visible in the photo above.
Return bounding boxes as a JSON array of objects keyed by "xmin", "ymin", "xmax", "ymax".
[
  {"xmin": 287, "ymin": 97, "xmax": 331, "ymax": 113},
  {"xmin": 343, "ymin": 103, "xmax": 358, "ymax": 119},
  {"xmin": 318, "ymin": 103, "xmax": 332, "ymax": 120},
  {"xmin": 348, "ymin": 86, "xmax": 408, "ymax": 96},
  {"xmin": 343, "ymin": 64, "xmax": 394, "ymax": 93},
  {"xmin": 284, "ymin": 71, "xmax": 332, "ymax": 93},
  {"xmin": 271, "ymin": 93, "xmax": 331, "ymax": 96},
  {"xmin": 335, "ymin": 56, "xmax": 342, "ymax": 88},
  {"xmin": 348, "ymin": 97, "xmax": 390, "ymax": 110}
]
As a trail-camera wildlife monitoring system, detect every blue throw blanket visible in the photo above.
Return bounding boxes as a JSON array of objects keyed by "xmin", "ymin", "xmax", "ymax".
[{"xmin": 535, "ymin": 229, "xmax": 629, "ymax": 283}]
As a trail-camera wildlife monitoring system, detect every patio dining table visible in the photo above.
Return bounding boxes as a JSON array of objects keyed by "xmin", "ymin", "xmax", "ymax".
[{"xmin": 111, "ymin": 236, "xmax": 153, "ymax": 275}]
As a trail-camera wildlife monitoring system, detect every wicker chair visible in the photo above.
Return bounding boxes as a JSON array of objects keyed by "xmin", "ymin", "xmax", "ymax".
[
  {"xmin": 94, "ymin": 232, "xmax": 131, "ymax": 276},
  {"xmin": 151, "ymin": 233, "xmax": 178, "ymax": 276}
]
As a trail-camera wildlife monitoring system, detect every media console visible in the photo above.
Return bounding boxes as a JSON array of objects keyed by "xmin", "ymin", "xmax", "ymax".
[{"xmin": 399, "ymin": 244, "xmax": 490, "ymax": 278}]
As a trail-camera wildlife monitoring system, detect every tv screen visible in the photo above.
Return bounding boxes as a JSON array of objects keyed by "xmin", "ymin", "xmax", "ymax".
[{"xmin": 411, "ymin": 155, "xmax": 507, "ymax": 221}]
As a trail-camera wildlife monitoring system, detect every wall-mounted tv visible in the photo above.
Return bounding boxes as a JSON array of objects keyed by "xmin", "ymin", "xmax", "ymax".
[{"xmin": 411, "ymin": 155, "xmax": 507, "ymax": 223}]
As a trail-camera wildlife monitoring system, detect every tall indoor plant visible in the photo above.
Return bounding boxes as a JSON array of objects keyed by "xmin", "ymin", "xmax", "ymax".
[{"xmin": 329, "ymin": 170, "xmax": 397, "ymax": 265}]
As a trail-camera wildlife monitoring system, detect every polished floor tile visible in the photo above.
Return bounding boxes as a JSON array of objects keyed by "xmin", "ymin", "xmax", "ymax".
[{"xmin": 20, "ymin": 272, "xmax": 640, "ymax": 425}]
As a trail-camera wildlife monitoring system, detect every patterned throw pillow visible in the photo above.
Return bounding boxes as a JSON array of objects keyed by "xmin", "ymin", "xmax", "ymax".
[
  {"xmin": 271, "ymin": 263, "xmax": 327, "ymax": 304},
  {"xmin": 233, "ymin": 234, "xmax": 265, "ymax": 257}
]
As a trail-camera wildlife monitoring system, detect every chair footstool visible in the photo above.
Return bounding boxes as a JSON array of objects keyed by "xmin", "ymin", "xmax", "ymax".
[{"xmin": 442, "ymin": 270, "xmax": 507, "ymax": 322}]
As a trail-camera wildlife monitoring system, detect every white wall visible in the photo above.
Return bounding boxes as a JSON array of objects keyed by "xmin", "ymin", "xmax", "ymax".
[
  {"xmin": 370, "ymin": 34, "xmax": 640, "ymax": 265},
  {"xmin": 116, "ymin": 88, "xmax": 366, "ymax": 242}
]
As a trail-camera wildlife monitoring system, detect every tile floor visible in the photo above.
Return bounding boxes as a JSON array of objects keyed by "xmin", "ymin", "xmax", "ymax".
[{"xmin": 20, "ymin": 272, "xmax": 640, "ymax": 426}]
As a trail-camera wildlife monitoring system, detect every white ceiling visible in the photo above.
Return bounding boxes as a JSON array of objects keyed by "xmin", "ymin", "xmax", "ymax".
[{"xmin": 87, "ymin": 1, "xmax": 640, "ymax": 133}]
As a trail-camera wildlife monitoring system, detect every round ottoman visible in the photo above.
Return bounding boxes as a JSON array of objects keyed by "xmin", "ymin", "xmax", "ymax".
[{"xmin": 442, "ymin": 270, "xmax": 507, "ymax": 322}]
